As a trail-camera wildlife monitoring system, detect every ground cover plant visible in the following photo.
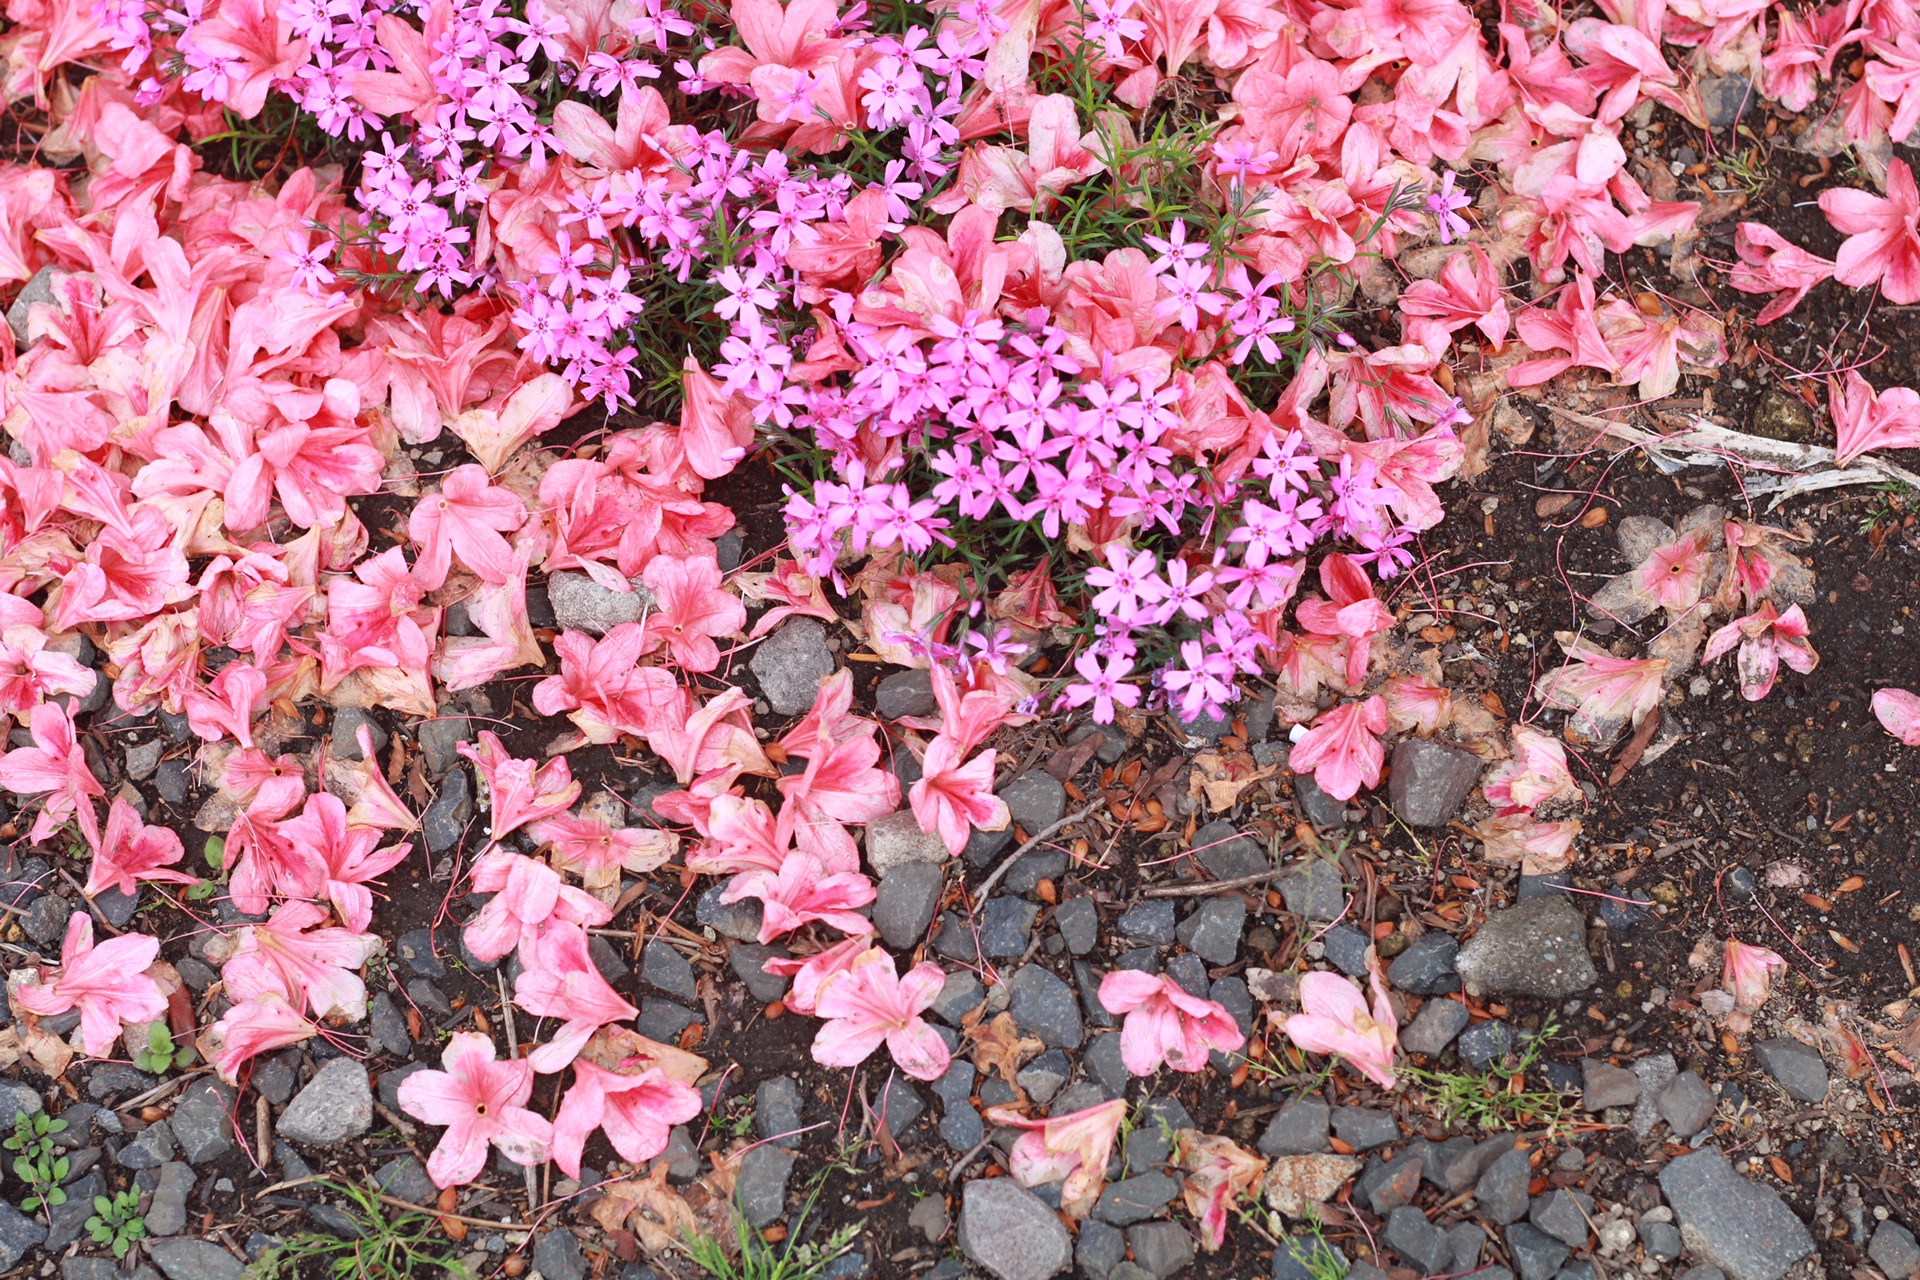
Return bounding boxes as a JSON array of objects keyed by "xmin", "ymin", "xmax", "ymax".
[{"xmin": 0, "ymin": 0, "xmax": 1917, "ymax": 1274}]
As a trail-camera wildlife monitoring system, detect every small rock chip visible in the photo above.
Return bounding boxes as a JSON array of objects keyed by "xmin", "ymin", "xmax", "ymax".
[
  {"xmin": 1190, "ymin": 820, "xmax": 1269, "ymax": 880},
  {"xmin": 1117, "ymin": 901, "xmax": 1176, "ymax": 946},
  {"xmin": 0, "ymin": 1200, "xmax": 46, "ymax": 1269},
  {"xmin": 124, "ymin": 740, "xmax": 164, "ymax": 781},
  {"xmin": 1127, "ymin": 1222, "xmax": 1193, "ymax": 1279},
  {"xmin": 170, "ymin": 1079, "xmax": 235, "ymax": 1165},
  {"xmin": 756, "ymin": 1077, "xmax": 804, "ymax": 1148},
  {"xmin": 277, "ymin": 1059, "xmax": 373, "ymax": 1145},
  {"xmin": 1387, "ymin": 740, "xmax": 1484, "ymax": 827},
  {"xmin": 1529, "ymin": 1190, "xmax": 1593, "ymax": 1249},
  {"xmin": 1581, "ymin": 1059, "xmax": 1640, "ymax": 1110},
  {"xmin": 1258, "ymin": 1097, "xmax": 1330, "ymax": 1157},
  {"xmin": 1752, "ymin": 1038, "xmax": 1828, "ymax": 1103},
  {"xmin": 1476, "ymin": 1147, "xmax": 1532, "ymax": 1224},
  {"xmin": 147, "ymin": 1239, "xmax": 246, "ymax": 1280},
  {"xmin": 145, "ymin": 1161, "xmax": 194, "ymax": 1236},
  {"xmin": 641, "ymin": 940, "xmax": 700, "ymax": 1003},
  {"xmin": 749, "ymin": 618, "xmax": 836, "ymax": 716},
  {"xmin": 1176, "ymin": 897, "xmax": 1245, "ymax": 966},
  {"xmin": 1388, "ymin": 932, "xmax": 1461, "ymax": 995},
  {"xmin": 1093, "ymin": 1173, "xmax": 1181, "ymax": 1225},
  {"xmin": 1008, "ymin": 964, "xmax": 1082, "ymax": 1050},
  {"xmin": 1331, "ymin": 1107, "xmax": 1398, "ymax": 1151},
  {"xmin": 1077, "ymin": 1220, "xmax": 1126, "ymax": 1280},
  {"xmin": 864, "ymin": 810, "xmax": 950, "ymax": 877},
  {"xmin": 545, "ymin": 571, "xmax": 655, "ymax": 635},
  {"xmin": 734, "ymin": 1145, "xmax": 795, "ymax": 1228},
  {"xmin": 1400, "ymin": 999, "xmax": 1470, "ymax": 1057},
  {"xmin": 1386, "ymin": 1204, "xmax": 1453, "ymax": 1275},
  {"xmin": 874, "ymin": 669, "xmax": 937, "ymax": 719},
  {"xmin": 532, "ymin": 1231, "xmax": 586, "ymax": 1280},
  {"xmin": 1657, "ymin": 1071, "xmax": 1716, "ymax": 1138},
  {"xmin": 1263, "ymin": 1154, "xmax": 1359, "ymax": 1216},
  {"xmin": 1504, "ymin": 1224, "xmax": 1569, "ymax": 1280},
  {"xmin": 1053, "ymin": 897, "xmax": 1099, "ymax": 956},
  {"xmin": 1869, "ymin": 1221, "xmax": 1920, "ymax": 1280},
  {"xmin": 420, "ymin": 767, "xmax": 472, "ymax": 854}
]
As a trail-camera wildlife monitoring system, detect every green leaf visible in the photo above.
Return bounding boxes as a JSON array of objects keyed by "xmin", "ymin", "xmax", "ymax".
[
  {"xmin": 184, "ymin": 881, "xmax": 215, "ymax": 901},
  {"xmin": 150, "ymin": 1024, "xmax": 173, "ymax": 1051},
  {"xmin": 204, "ymin": 835, "xmax": 227, "ymax": 871},
  {"xmin": 13, "ymin": 1156, "xmax": 33, "ymax": 1180},
  {"xmin": 87, "ymin": 1219, "xmax": 108, "ymax": 1238},
  {"xmin": 47, "ymin": 1187, "xmax": 65, "ymax": 1207},
  {"xmin": 44, "ymin": 1118, "xmax": 65, "ymax": 1134},
  {"xmin": 125, "ymin": 1220, "xmax": 145, "ymax": 1240},
  {"xmin": 23, "ymin": 1196, "xmax": 40, "ymax": 1213},
  {"xmin": 52, "ymin": 1156, "xmax": 68, "ymax": 1181},
  {"xmin": 113, "ymin": 1237, "xmax": 131, "ymax": 1259},
  {"xmin": 95, "ymin": 1195, "xmax": 113, "ymax": 1216}
]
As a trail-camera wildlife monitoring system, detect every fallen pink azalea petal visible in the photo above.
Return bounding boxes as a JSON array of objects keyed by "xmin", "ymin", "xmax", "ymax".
[
  {"xmin": 1098, "ymin": 970, "xmax": 1245, "ymax": 1075},
  {"xmin": 12, "ymin": 915, "xmax": 167, "ymax": 1059},
  {"xmin": 399, "ymin": 1032, "xmax": 555, "ymax": 1189},
  {"xmin": 1279, "ymin": 961, "xmax": 1400, "ymax": 1090},
  {"xmin": 1872, "ymin": 688, "xmax": 1920, "ymax": 746},
  {"xmin": 981, "ymin": 1099, "xmax": 1126, "ymax": 1218}
]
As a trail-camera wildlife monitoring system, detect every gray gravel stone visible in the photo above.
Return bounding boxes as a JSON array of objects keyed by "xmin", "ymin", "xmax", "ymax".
[
  {"xmin": 1753, "ymin": 1038, "xmax": 1828, "ymax": 1103},
  {"xmin": 1869, "ymin": 1221, "xmax": 1920, "ymax": 1280},
  {"xmin": 1278, "ymin": 861, "xmax": 1345, "ymax": 921},
  {"xmin": 62, "ymin": 1259, "xmax": 121, "ymax": 1280},
  {"xmin": 1176, "ymin": 898, "xmax": 1244, "ymax": 965},
  {"xmin": 1164, "ymin": 953, "xmax": 1207, "ymax": 999},
  {"xmin": 1127, "ymin": 1223, "xmax": 1193, "ymax": 1279},
  {"xmin": 1386, "ymin": 1204, "xmax": 1452, "ymax": 1274},
  {"xmin": 1659, "ymin": 1147, "xmax": 1814, "ymax": 1280},
  {"xmin": 546, "ymin": 571, "xmax": 654, "ymax": 635},
  {"xmin": 875, "ymin": 669, "xmax": 937, "ymax": 719},
  {"xmin": 1476, "ymin": 1147, "xmax": 1532, "ymax": 1224},
  {"xmin": 1450, "ymin": 1222, "xmax": 1487, "ymax": 1272},
  {"xmin": 23, "ymin": 893, "xmax": 68, "ymax": 944},
  {"xmin": 879, "ymin": 1077, "xmax": 924, "ymax": 1136},
  {"xmin": 1701, "ymin": 73, "xmax": 1754, "ymax": 127},
  {"xmin": 148, "ymin": 1239, "xmax": 246, "ymax": 1280},
  {"xmin": 1076, "ymin": 959, "xmax": 1119, "ymax": 1029},
  {"xmin": 146, "ymin": 1160, "xmax": 194, "ymax": 1236},
  {"xmin": 1009, "ymin": 965, "xmax": 1082, "ymax": 1049},
  {"xmin": 330, "ymin": 708, "xmax": 388, "ymax": 761},
  {"xmin": 959, "ymin": 1178, "xmax": 1072, "ymax": 1280},
  {"xmin": 532, "ymin": 1230, "xmax": 586, "ymax": 1280},
  {"xmin": 0, "ymin": 1199, "xmax": 46, "ymax": 1269},
  {"xmin": 1078, "ymin": 1220, "xmax": 1126, "ymax": 1280},
  {"xmin": 1400, "ymin": 999, "xmax": 1470, "ymax": 1056},
  {"xmin": 1581, "ymin": 1059, "xmax": 1640, "ymax": 1110},
  {"xmin": 1388, "ymin": 740, "xmax": 1483, "ymax": 827},
  {"xmin": 964, "ymin": 771, "xmax": 1067, "ymax": 866},
  {"xmin": 980, "ymin": 897, "xmax": 1039, "ymax": 957},
  {"xmin": 372, "ymin": 1156, "xmax": 436, "ymax": 1205},
  {"xmin": 407, "ymin": 978, "xmax": 453, "ymax": 1018},
  {"xmin": 1320, "ymin": 925, "xmax": 1371, "ymax": 978},
  {"xmin": 170, "ymin": 1079, "xmax": 234, "ymax": 1164},
  {"xmin": 642, "ymin": 940, "xmax": 699, "ymax": 1002},
  {"xmin": 6, "ymin": 265, "xmax": 61, "ymax": 345},
  {"xmin": 696, "ymin": 882, "xmax": 763, "ymax": 942},
  {"xmin": 636, "ymin": 1000, "xmax": 699, "ymax": 1042},
  {"xmin": 277, "ymin": 1059, "xmax": 372, "ymax": 1145},
  {"xmin": 155, "ymin": 758, "xmax": 189, "ymax": 805},
  {"xmin": 95, "ymin": 887, "xmax": 139, "ymax": 929},
  {"xmin": 1657, "ymin": 1071, "xmax": 1715, "ymax": 1138},
  {"xmin": 735, "ymin": 1145, "xmax": 795, "ymax": 1228},
  {"xmin": 1258, "ymin": 1097, "xmax": 1330, "ymax": 1156},
  {"xmin": 1016, "ymin": 1049, "xmax": 1071, "ymax": 1106},
  {"xmin": 931, "ymin": 971, "xmax": 984, "ymax": 1025},
  {"xmin": 395, "ymin": 929, "xmax": 446, "ymax": 978},
  {"xmin": 1190, "ymin": 820, "xmax": 1268, "ymax": 879},
  {"xmin": 125, "ymin": 739, "xmax": 164, "ymax": 781},
  {"xmin": 1054, "ymin": 897, "xmax": 1098, "ymax": 956},
  {"xmin": 874, "ymin": 864, "xmax": 944, "ymax": 950},
  {"xmin": 117, "ymin": 1119, "xmax": 176, "ymax": 1168},
  {"xmin": 1331, "ymin": 1107, "xmax": 1397, "ymax": 1151},
  {"xmin": 1067, "ymin": 723, "xmax": 1129, "ymax": 765},
  {"xmin": 1454, "ymin": 896, "xmax": 1596, "ymax": 999},
  {"xmin": 1387, "ymin": 933, "xmax": 1459, "ymax": 995},
  {"xmin": 1123, "ymin": 1098, "xmax": 1193, "ymax": 1173},
  {"xmin": 45, "ymin": 1171, "xmax": 99, "ymax": 1251},
  {"xmin": 1117, "ymin": 901, "xmax": 1175, "ymax": 946},
  {"xmin": 1457, "ymin": 1020, "xmax": 1513, "ymax": 1069},
  {"xmin": 1640, "ymin": 1220, "xmax": 1684, "ymax": 1262},
  {"xmin": 1274, "ymin": 1236, "xmax": 1347, "ymax": 1280},
  {"xmin": 750, "ymin": 618, "xmax": 835, "ymax": 715},
  {"xmin": 1529, "ymin": 1190, "xmax": 1593, "ymax": 1248},
  {"xmin": 1083, "ymin": 1033, "xmax": 1129, "ymax": 1100},
  {"xmin": 0, "ymin": 1080, "xmax": 39, "ymax": 1124},
  {"xmin": 1505, "ymin": 1224, "xmax": 1569, "ymax": 1280},
  {"xmin": 1292, "ymin": 772, "xmax": 1349, "ymax": 828},
  {"xmin": 865, "ymin": 810, "xmax": 950, "ymax": 876},
  {"xmin": 416, "ymin": 712, "xmax": 471, "ymax": 776},
  {"xmin": 1093, "ymin": 1173, "xmax": 1180, "ymax": 1225},
  {"xmin": 756, "ymin": 1077, "xmax": 803, "ymax": 1148},
  {"xmin": 370, "ymin": 992, "xmax": 411, "ymax": 1058},
  {"xmin": 1630, "ymin": 1054, "xmax": 1679, "ymax": 1138},
  {"xmin": 255, "ymin": 1057, "xmax": 297, "ymax": 1107},
  {"xmin": 421, "ymin": 766, "xmax": 472, "ymax": 853}
]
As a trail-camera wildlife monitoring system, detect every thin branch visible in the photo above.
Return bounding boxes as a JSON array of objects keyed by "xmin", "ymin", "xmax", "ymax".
[
  {"xmin": 971, "ymin": 801, "xmax": 1106, "ymax": 902},
  {"xmin": 1139, "ymin": 851, "xmax": 1304, "ymax": 898}
]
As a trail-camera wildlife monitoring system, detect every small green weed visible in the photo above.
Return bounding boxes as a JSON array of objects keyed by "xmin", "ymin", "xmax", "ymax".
[
  {"xmin": 684, "ymin": 1213, "xmax": 861, "ymax": 1280},
  {"xmin": 245, "ymin": 1180, "xmax": 469, "ymax": 1280},
  {"xmin": 133, "ymin": 1023, "xmax": 194, "ymax": 1075},
  {"xmin": 185, "ymin": 834, "xmax": 227, "ymax": 902},
  {"xmin": 86, "ymin": 1188, "xmax": 146, "ymax": 1258},
  {"xmin": 5, "ymin": 1111, "xmax": 68, "ymax": 1218},
  {"xmin": 1401, "ymin": 1021, "xmax": 1571, "ymax": 1133}
]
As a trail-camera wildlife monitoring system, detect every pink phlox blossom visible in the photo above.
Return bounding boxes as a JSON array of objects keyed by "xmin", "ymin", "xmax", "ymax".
[
  {"xmin": 408, "ymin": 464, "xmax": 528, "ymax": 591},
  {"xmin": 203, "ymin": 994, "xmax": 317, "ymax": 1085},
  {"xmin": 279, "ymin": 791, "xmax": 412, "ymax": 932},
  {"xmin": 459, "ymin": 730, "xmax": 582, "ymax": 842},
  {"xmin": 398, "ymin": 1032, "xmax": 554, "ymax": 1189},
  {"xmin": 981, "ymin": 1099, "xmax": 1127, "ymax": 1219},
  {"xmin": 1426, "ymin": 170, "xmax": 1472, "ymax": 242},
  {"xmin": 1280, "ymin": 959, "xmax": 1400, "ymax": 1088},
  {"xmin": 220, "ymin": 900, "xmax": 380, "ymax": 1021},
  {"xmin": 0, "ymin": 701, "xmax": 105, "ymax": 842},
  {"xmin": 909, "ymin": 734, "xmax": 1009, "ymax": 856},
  {"xmin": 1828, "ymin": 369, "xmax": 1920, "ymax": 467},
  {"xmin": 514, "ymin": 924, "xmax": 640, "ymax": 1073},
  {"xmin": 1287, "ymin": 695, "xmax": 1389, "ymax": 802},
  {"xmin": 809, "ymin": 946, "xmax": 951, "ymax": 1081},
  {"xmin": 80, "ymin": 797, "xmax": 197, "ymax": 899},
  {"xmin": 463, "ymin": 848, "xmax": 615, "ymax": 963},
  {"xmin": 551, "ymin": 1058, "xmax": 703, "ymax": 1178},
  {"xmin": 1097, "ymin": 969, "xmax": 1245, "ymax": 1074},
  {"xmin": 719, "ymin": 851, "xmax": 876, "ymax": 943},
  {"xmin": 1872, "ymin": 687, "xmax": 1920, "ymax": 746},
  {"xmin": 12, "ymin": 914, "xmax": 166, "ymax": 1058},
  {"xmin": 759, "ymin": 931, "xmax": 875, "ymax": 1015},
  {"xmin": 183, "ymin": 659, "xmax": 267, "ymax": 748},
  {"xmin": 1819, "ymin": 158, "xmax": 1920, "ymax": 304},
  {"xmin": 639, "ymin": 553, "xmax": 747, "ymax": 673},
  {"xmin": 1062, "ymin": 649, "xmax": 1142, "ymax": 724},
  {"xmin": 1727, "ymin": 223, "xmax": 1834, "ymax": 324},
  {"xmin": 1702, "ymin": 602, "xmax": 1818, "ymax": 702},
  {"xmin": 1481, "ymin": 724, "xmax": 1576, "ymax": 813}
]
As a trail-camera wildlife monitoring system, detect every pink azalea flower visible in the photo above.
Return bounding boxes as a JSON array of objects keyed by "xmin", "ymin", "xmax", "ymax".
[
  {"xmin": 1872, "ymin": 687, "xmax": 1920, "ymax": 746},
  {"xmin": 980, "ymin": 1099, "xmax": 1127, "ymax": 1219},
  {"xmin": 1178, "ymin": 1132, "xmax": 1269, "ymax": 1251},
  {"xmin": 1281, "ymin": 964, "xmax": 1399, "ymax": 1089},
  {"xmin": 0, "ymin": 613, "xmax": 96, "ymax": 717},
  {"xmin": 398, "ymin": 1032, "xmax": 555, "ymax": 1189},
  {"xmin": 202, "ymin": 993, "xmax": 317, "ymax": 1086},
  {"xmin": 1481, "ymin": 725, "xmax": 1575, "ymax": 813},
  {"xmin": 551, "ymin": 1058, "xmax": 703, "ymax": 1178},
  {"xmin": 1287, "ymin": 696, "xmax": 1388, "ymax": 802},
  {"xmin": 80, "ymin": 798, "xmax": 197, "ymax": 899},
  {"xmin": 1728, "ymin": 223, "xmax": 1834, "ymax": 325},
  {"xmin": 529, "ymin": 814, "xmax": 676, "ymax": 891},
  {"xmin": 408, "ymin": 464, "xmax": 527, "ymax": 591},
  {"xmin": 0, "ymin": 701, "xmax": 105, "ymax": 842},
  {"xmin": 336, "ymin": 724, "xmax": 421, "ymax": 832},
  {"xmin": 13, "ymin": 915, "xmax": 167, "ymax": 1058},
  {"xmin": 464, "ymin": 849, "xmax": 614, "ymax": 963},
  {"xmin": 1819, "ymin": 159, "xmax": 1920, "ymax": 305},
  {"xmin": 184, "ymin": 660, "xmax": 267, "ymax": 748},
  {"xmin": 278, "ymin": 791, "xmax": 412, "ymax": 931},
  {"xmin": 1720, "ymin": 938, "xmax": 1786, "ymax": 1035},
  {"xmin": 811, "ymin": 947, "xmax": 951, "ymax": 1081},
  {"xmin": 760, "ymin": 931, "xmax": 875, "ymax": 1015},
  {"xmin": 908, "ymin": 736, "xmax": 1008, "ymax": 856},
  {"xmin": 1097, "ymin": 970, "xmax": 1244, "ymax": 1075},
  {"xmin": 459, "ymin": 730, "xmax": 582, "ymax": 842},
  {"xmin": 719, "ymin": 852, "xmax": 876, "ymax": 944},
  {"xmin": 220, "ymin": 901, "xmax": 380, "ymax": 1021},
  {"xmin": 513, "ymin": 924, "xmax": 639, "ymax": 1073},
  {"xmin": 1702, "ymin": 602, "xmax": 1818, "ymax": 702},
  {"xmin": 1828, "ymin": 369, "xmax": 1920, "ymax": 468},
  {"xmin": 639, "ymin": 553, "xmax": 746, "ymax": 673},
  {"xmin": 1533, "ymin": 637, "xmax": 1668, "ymax": 739}
]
